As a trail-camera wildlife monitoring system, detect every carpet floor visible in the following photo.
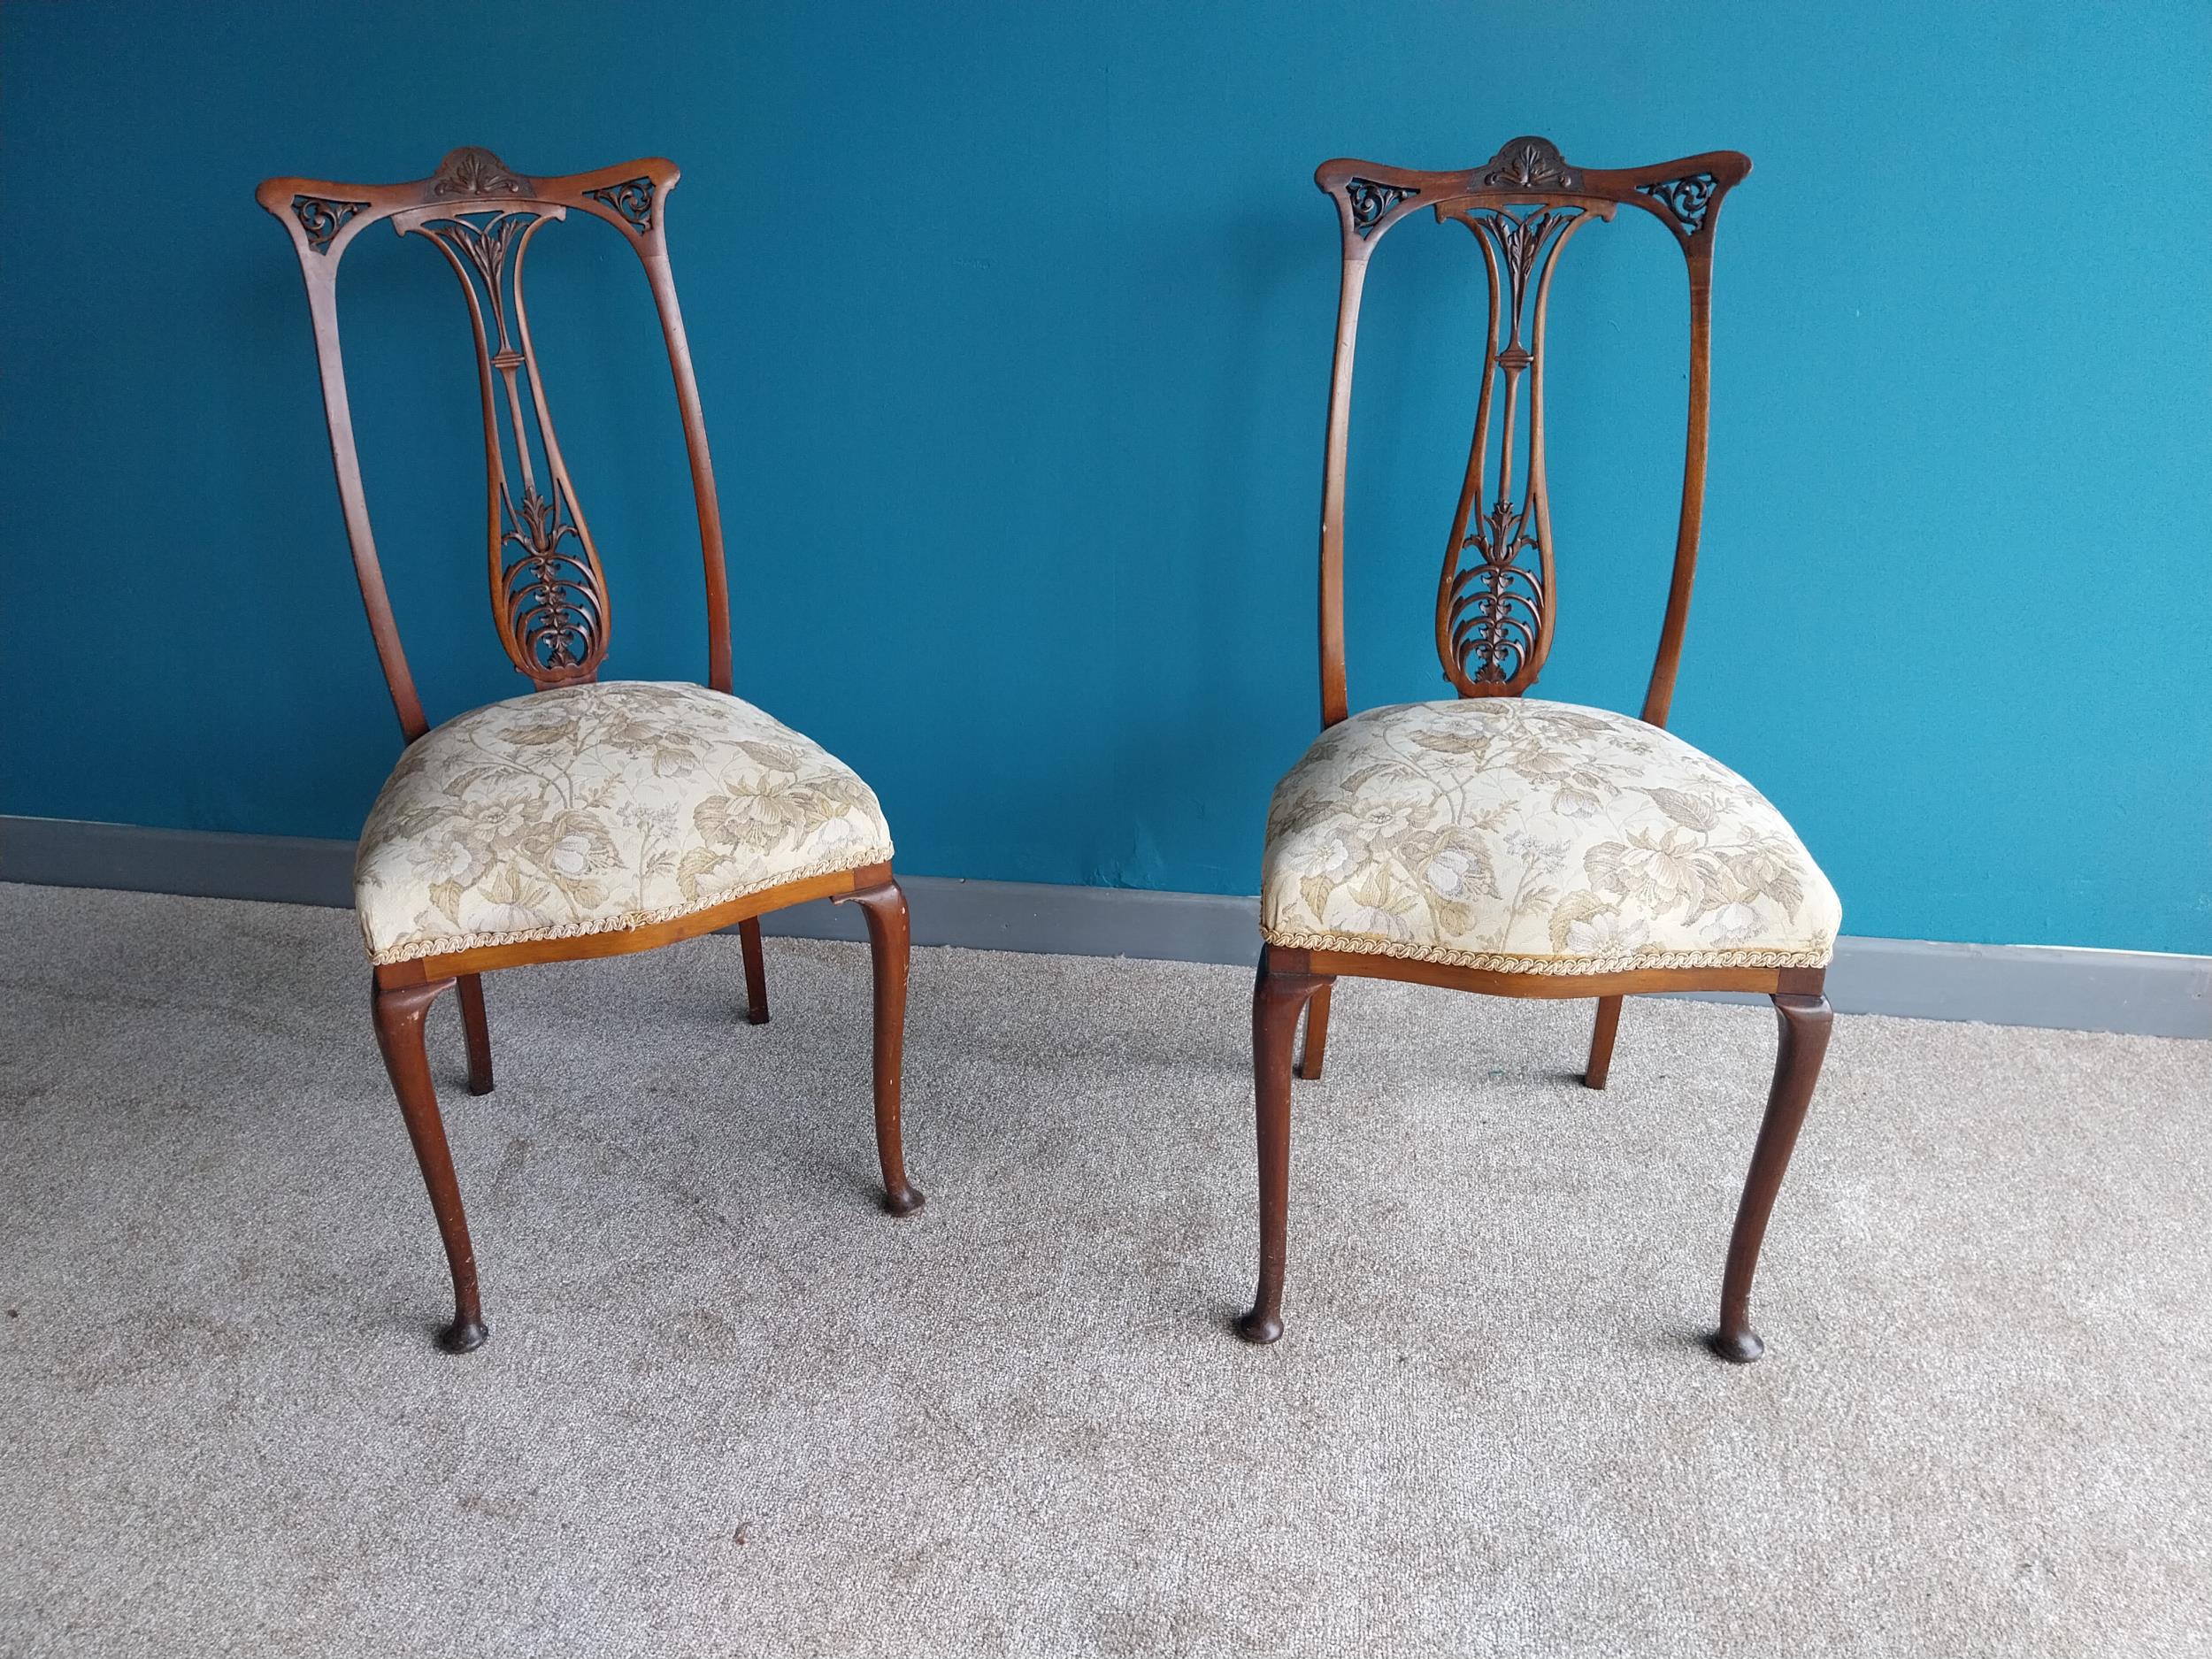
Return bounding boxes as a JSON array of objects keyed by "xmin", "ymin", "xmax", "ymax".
[{"xmin": 2, "ymin": 882, "xmax": 2208, "ymax": 1657}]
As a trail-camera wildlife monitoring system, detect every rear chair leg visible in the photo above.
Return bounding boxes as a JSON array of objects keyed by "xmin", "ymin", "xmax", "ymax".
[
  {"xmin": 738, "ymin": 917, "xmax": 771, "ymax": 1025},
  {"xmin": 1709, "ymin": 992, "xmax": 1834, "ymax": 1363},
  {"xmin": 456, "ymin": 972, "xmax": 495, "ymax": 1095},
  {"xmin": 1295, "ymin": 983, "xmax": 1333, "ymax": 1081},
  {"xmin": 1584, "ymin": 995, "xmax": 1623, "ymax": 1090},
  {"xmin": 837, "ymin": 879, "xmax": 924, "ymax": 1216},
  {"xmin": 372, "ymin": 977, "xmax": 488, "ymax": 1353},
  {"xmin": 1239, "ymin": 948, "xmax": 1332, "ymax": 1345}
]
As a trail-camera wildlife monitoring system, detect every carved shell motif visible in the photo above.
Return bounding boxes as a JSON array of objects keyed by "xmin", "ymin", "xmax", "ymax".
[
  {"xmin": 433, "ymin": 145, "xmax": 529, "ymax": 197},
  {"xmin": 1479, "ymin": 135, "xmax": 1584, "ymax": 193}
]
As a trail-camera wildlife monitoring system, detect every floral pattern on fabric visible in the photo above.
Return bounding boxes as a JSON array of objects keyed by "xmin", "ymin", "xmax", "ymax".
[
  {"xmin": 354, "ymin": 680, "xmax": 892, "ymax": 964},
  {"xmin": 1260, "ymin": 699, "xmax": 1839, "ymax": 973}
]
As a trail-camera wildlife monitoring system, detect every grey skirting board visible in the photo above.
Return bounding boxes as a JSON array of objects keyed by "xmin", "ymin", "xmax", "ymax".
[{"xmin": 3, "ymin": 814, "xmax": 2204, "ymax": 1039}]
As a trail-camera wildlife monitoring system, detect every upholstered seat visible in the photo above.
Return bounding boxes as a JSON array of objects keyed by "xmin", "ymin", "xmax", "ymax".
[
  {"xmin": 1260, "ymin": 698, "xmax": 1839, "ymax": 975},
  {"xmin": 355, "ymin": 680, "xmax": 894, "ymax": 965}
]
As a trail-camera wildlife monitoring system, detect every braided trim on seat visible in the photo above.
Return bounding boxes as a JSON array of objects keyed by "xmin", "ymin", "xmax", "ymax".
[
  {"xmin": 1258, "ymin": 926, "xmax": 1832, "ymax": 974},
  {"xmin": 361, "ymin": 841, "xmax": 895, "ymax": 965}
]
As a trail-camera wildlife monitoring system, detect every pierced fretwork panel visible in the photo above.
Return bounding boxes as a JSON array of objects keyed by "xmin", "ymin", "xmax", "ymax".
[
  {"xmin": 398, "ymin": 204, "xmax": 611, "ymax": 687},
  {"xmin": 1434, "ymin": 197, "xmax": 1606, "ymax": 697}
]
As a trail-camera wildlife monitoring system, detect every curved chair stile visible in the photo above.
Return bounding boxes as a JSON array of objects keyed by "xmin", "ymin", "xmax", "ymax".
[{"xmin": 259, "ymin": 147, "xmax": 923, "ymax": 1354}]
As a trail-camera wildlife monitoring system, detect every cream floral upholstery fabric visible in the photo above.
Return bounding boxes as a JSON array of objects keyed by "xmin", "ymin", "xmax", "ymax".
[
  {"xmin": 355, "ymin": 680, "xmax": 892, "ymax": 965},
  {"xmin": 1262, "ymin": 698, "xmax": 1839, "ymax": 974}
]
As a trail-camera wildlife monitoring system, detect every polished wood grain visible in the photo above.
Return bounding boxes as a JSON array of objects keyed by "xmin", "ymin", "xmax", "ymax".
[
  {"xmin": 1244, "ymin": 137, "xmax": 1832, "ymax": 1363},
  {"xmin": 456, "ymin": 972, "xmax": 495, "ymax": 1096},
  {"xmin": 1289, "ymin": 945, "xmax": 1824, "ymax": 1002},
  {"xmin": 262, "ymin": 150, "xmax": 919, "ymax": 1352},
  {"xmin": 372, "ymin": 864, "xmax": 890, "ymax": 987},
  {"xmin": 1238, "ymin": 949, "xmax": 1332, "ymax": 1344},
  {"xmin": 737, "ymin": 917, "xmax": 771, "ymax": 1026},
  {"xmin": 840, "ymin": 879, "xmax": 924, "ymax": 1216},
  {"xmin": 1582, "ymin": 994, "xmax": 1623, "ymax": 1091},
  {"xmin": 371, "ymin": 977, "xmax": 487, "ymax": 1352},
  {"xmin": 1711, "ymin": 995, "xmax": 1833, "ymax": 1361},
  {"xmin": 1295, "ymin": 982, "xmax": 1333, "ymax": 1082}
]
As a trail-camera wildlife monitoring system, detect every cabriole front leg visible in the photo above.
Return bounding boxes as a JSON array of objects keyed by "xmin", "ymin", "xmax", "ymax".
[
  {"xmin": 1709, "ymin": 992, "xmax": 1833, "ymax": 1363},
  {"xmin": 839, "ymin": 879, "xmax": 924, "ymax": 1217},
  {"xmin": 1239, "ymin": 948, "xmax": 1332, "ymax": 1345},
  {"xmin": 371, "ymin": 976, "xmax": 488, "ymax": 1353}
]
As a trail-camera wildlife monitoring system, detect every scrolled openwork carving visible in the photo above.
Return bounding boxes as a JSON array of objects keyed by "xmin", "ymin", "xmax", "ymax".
[
  {"xmin": 405, "ymin": 204, "xmax": 612, "ymax": 687},
  {"xmin": 1479, "ymin": 135, "xmax": 1584, "ymax": 193},
  {"xmin": 1485, "ymin": 206, "xmax": 1575, "ymax": 289},
  {"xmin": 1434, "ymin": 202, "xmax": 1599, "ymax": 695},
  {"xmin": 433, "ymin": 145, "xmax": 529, "ymax": 197},
  {"xmin": 1640, "ymin": 172, "xmax": 1718, "ymax": 234},
  {"xmin": 1447, "ymin": 498, "xmax": 1548, "ymax": 686},
  {"xmin": 501, "ymin": 483, "xmax": 604, "ymax": 673},
  {"xmin": 292, "ymin": 194, "xmax": 368, "ymax": 254},
  {"xmin": 1345, "ymin": 177, "xmax": 1417, "ymax": 238},
  {"xmin": 429, "ymin": 211, "xmax": 532, "ymax": 301},
  {"xmin": 585, "ymin": 176, "xmax": 657, "ymax": 234}
]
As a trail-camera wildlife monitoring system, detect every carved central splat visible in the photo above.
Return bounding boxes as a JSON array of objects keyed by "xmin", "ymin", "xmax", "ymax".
[
  {"xmin": 398, "ymin": 180, "xmax": 611, "ymax": 686},
  {"xmin": 1435, "ymin": 198, "xmax": 1602, "ymax": 696}
]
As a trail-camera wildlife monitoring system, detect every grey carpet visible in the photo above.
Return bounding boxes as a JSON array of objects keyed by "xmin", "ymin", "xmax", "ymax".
[{"xmin": 1, "ymin": 882, "xmax": 2207, "ymax": 1658}]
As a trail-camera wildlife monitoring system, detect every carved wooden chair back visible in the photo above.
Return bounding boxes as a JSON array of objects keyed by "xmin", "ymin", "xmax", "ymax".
[
  {"xmin": 1312, "ymin": 135, "xmax": 1751, "ymax": 731},
  {"xmin": 255, "ymin": 147, "xmax": 731, "ymax": 743}
]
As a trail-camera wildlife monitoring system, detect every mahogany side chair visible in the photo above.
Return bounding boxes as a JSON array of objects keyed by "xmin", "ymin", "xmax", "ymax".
[
  {"xmin": 257, "ymin": 148, "xmax": 921, "ymax": 1354},
  {"xmin": 1241, "ymin": 138, "xmax": 1840, "ymax": 1363}
]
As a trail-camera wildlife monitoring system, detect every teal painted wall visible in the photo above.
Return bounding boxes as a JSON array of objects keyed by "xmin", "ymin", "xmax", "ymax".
[{"xmin": 4, "ymin": 1, "xmax": 2208, "ymax": 953}]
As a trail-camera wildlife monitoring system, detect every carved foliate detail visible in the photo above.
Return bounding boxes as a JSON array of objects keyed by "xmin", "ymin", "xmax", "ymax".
[
  {"xmin": 1437, "ymin": 204, "xmax": 1591, "ymax": 694},
  {"xmin": 292, "ymin": 194, "xmax": 368, "ymax": 254},
  {"xmin": 1345, "ymin": 177, "xmax": 1418, "ymax": 238},
  {"xmin": 1448, "ymin": 497, "xmax": 1548, "ymax": 689},
  {"xmin": 1640, "ymin": 172, "xmax": 1718, "ymax": 234},
  {"xmin": 585, "ymin": 176, "xmax": 656, "ymax": 234},
  {"xmin": 1486, "ymin": 206, "xmax": 1574, "ymax": 288},
  {"xmin": 433, "ymin": 211, "xmax": 532, "ymax": 305},
  {"xmin": 408, "ymin": 206, "xmax": 611, "ymax": 686},
  {"xmin": 433, "ymin": 145, "xmax": 529, "ymax": 197},
  {"xmin": 501, "ymin": 482, "xmax": 603, "ymax": 674},
  {"xmin": 1479, "ymin": 135, "xmax": 1584, "ymax": 193}
]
